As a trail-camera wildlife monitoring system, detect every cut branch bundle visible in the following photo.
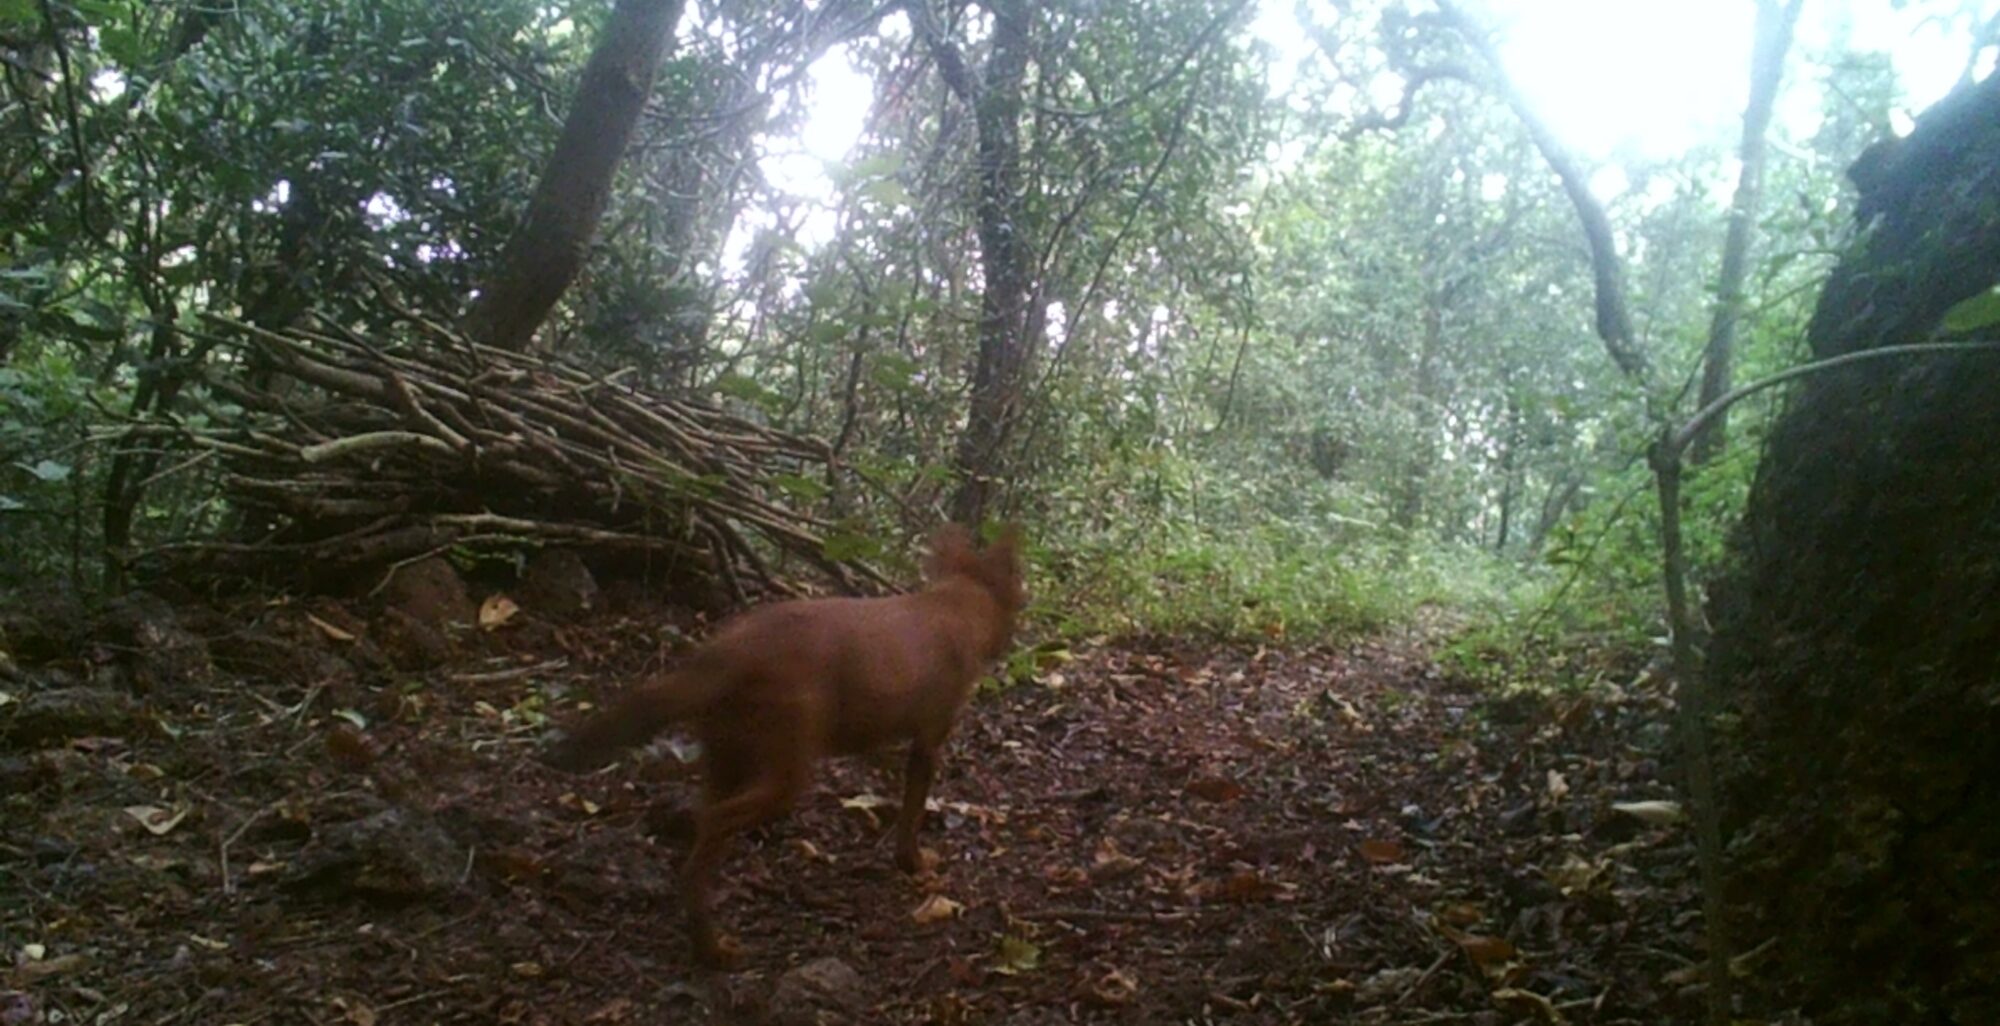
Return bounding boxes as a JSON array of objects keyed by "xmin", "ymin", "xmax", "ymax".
[{"xmin": 146, "ymin": 313, "xmax": 888, "ymax": 600}]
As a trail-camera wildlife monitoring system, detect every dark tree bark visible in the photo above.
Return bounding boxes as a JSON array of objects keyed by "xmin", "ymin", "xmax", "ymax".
[
  {"xmin": 463, "ymin": 0, "xmax": 686, "ymax": 352},
  {"xmin": 1691, "ymin": 0, "xmax": 1803, "ymax": 463},
  {"xmin": 910, "ymin": 0, "xmax": 1039, "ymax": 526},
  {"xmin": 1710, "ymin": 70, "xmax": 2000, "ymax": 1025}
]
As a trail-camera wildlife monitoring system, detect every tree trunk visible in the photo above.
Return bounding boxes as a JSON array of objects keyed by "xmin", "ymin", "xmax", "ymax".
[
  {"xmin": 463, "ymin": 0, "xmax": 685, "ymax": 352},
  {"xmin": 913, "ymin": 0, "xmax": 1039, "ymax": 526},
  {"xmin": 1708, "ymin": 70, "xmax": 2000, "ymax": 1024},
  {"xmin": 1691, "ymin": 0, "xmax": 1803, "ymax": 463}
]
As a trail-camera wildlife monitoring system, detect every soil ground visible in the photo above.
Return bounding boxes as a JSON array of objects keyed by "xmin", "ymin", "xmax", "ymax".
[{"xmin": 2, "ymin": 603, "xmax": 1702, "ymax": 1025}]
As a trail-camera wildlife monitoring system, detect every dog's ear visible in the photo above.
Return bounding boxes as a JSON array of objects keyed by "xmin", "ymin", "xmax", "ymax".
[
  {"xmin": 924, "ymin": 522, "xmax": 981, "ymax": 583},
  {"xmin": 984, "ymin": 522, "xmax": 1023, "ymax": 572},
  {"xmin": 982, "ymin": 522, "xmax": 1026, "ymax": 607}
]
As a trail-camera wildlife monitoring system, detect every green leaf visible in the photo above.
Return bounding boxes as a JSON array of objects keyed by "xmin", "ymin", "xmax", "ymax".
[
  {"xmin": 870, "ymin": 353, "xmax": 920, "ymax": 393},
  {"xmin": 1942, "ymin": 289, "xmax": 2000, "ymax": 334},
  {"xmin": 822, "ymin": 530, "xmax": 884, "ymax": 562},
  {"xmin": 712, "ymin": 373, "xmax": 783, "ymax": 413},
  {"xmin": 769, "ymin": 473, "xmax": 828, "ymax": 502},
  {"xmin": 99, "ymin": 25, "xmax": 144, "ymax": 66},
  {"xmin": 19, "ymin": 459, "xmax": 70, "ymax": 483},
  {"xmin": 0, "ymin": 0, "xmax": 37, "ymax": 27},
  {"xmin": 860, "ymin": 177, "xmax": 914, "ymax": 208},
  {"xmin": 993, "ymin": 935, "xmax": 1041, "ymax": 975}
]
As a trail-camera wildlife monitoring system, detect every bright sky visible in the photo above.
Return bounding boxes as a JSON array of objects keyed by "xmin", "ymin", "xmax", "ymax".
[{"xmin": 732, "ymin": 0, "xmax": 1990, "ymax": 270}]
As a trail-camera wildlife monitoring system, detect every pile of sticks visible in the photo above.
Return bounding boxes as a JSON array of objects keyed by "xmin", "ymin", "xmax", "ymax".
[{"xmin": 145, "ymin": 312, "xmax": 887, "ymax": 600}]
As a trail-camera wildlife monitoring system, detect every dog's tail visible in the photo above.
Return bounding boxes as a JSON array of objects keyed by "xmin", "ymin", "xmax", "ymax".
[{"xmin": 542, "ymin": 658, "xmax": 727, "ymax": 772}]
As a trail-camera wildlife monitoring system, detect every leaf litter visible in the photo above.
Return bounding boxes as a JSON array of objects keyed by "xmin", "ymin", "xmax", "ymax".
[{"xmin": 0, "ymin": 605, "xmax": 1706, "ymax": 1023}]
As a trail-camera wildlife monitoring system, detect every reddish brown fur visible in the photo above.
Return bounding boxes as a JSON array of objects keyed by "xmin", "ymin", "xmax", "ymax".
[{"xmin": 544, "ymin": 523, "xmax": 1026, "ymax": 966}]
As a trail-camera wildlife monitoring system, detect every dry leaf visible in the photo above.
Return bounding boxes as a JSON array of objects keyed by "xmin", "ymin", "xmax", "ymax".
[
  {"xmin": 585, "ymin": 997, "xmax": 636, "ymax": 1023},
  {"xmin": 557, "ymin": 793, "xmax": 601, "ymax": 816},
  {"xmin": 1206, "ymin": 869, "xmax": 1283, "ymax": 903},
  {"xmin": 1493, "ymin": 987, "xmax": 1567, "ymax": 1024},
  {"xmin": 1452, "ymin": 933, "xmax": 1517, "ymax": 973},
  {"xmin": 479, "ymin": 594, "xmax": 520, "ymax": 630},
  {"xmin": 510, "ymin": 961, "xmax": 544, "ymax": 978},
  {"xmin": 1546, "ymin": 853, "xmax": 1606, "ymax": 895},
  {"xmin": 1090, "ymin": 838, "xmax": 1144, "ymax": 882},
  {"xmin": 1438, "ymin": 901, "xmax": 1485, "ymax": 927},
  {"xmin": 911, "ymin": 895, "xmax": 964, "ymax": 924},
  {"xmin": 1186, "ymin": 776, "xmax": 1246, "ymax": 803},
  {"xmin": 1545, "ymin": 769, "xmax": 1569, "ymax": 801},
  {"xmin": 124, "ymin": 804, "xmax": 190, "ymax": 836},
  {"xmin": 1611, "ymin": 800, "xmax": 1685, "ymax": 826},
  {"xmin": 1357, "ymin": 837, "xmax": 1405, "ymax": 865},
  {"xmin": 12, "ymin": 954, "xmax": 87, "ymax": 982},
  {"xmin": 1082, "ymin": 966, "xmax": 1140, "ymax": 1007},
  {"xmin": 325, "ymin": 724, "xmax": 377, "ymax": 769}
]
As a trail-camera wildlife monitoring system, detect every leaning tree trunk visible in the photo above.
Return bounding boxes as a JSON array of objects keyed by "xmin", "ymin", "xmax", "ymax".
[
  {"xmin": 1707, "ymin": 70, "xmax": 2000, "ymax": 1026},
  {"xmin": 463, "ymin": 0, "xmax": 685, "ymax": 353}
]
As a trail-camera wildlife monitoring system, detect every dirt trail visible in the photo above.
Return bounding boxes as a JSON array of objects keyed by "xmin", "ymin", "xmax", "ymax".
[{"xmin": 2, "ymin": 617, "xmax": 1700, "ymax": 1025}]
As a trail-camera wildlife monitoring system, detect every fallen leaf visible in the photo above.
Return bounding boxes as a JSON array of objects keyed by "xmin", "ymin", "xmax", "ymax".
[
  {"xmin": 478, "ymin": 594, "xmax": 520, "ymax": 630},
  {"xmin": 839, "ymin": 792, "xmax": 894, "ymax": 828},
  {"xmin": 1358, "ymin": 837, "xmax": 1405, "ymax": 865},
  {"xmin": 1205, "ymin": 869, "xmax": 1284, "ymax": 903},
  {"xmin": 1545, "ymin": 769, "xmax": 1569, "ymax": 801},
  {"xmin": 912, "ymin": 895, "xmax": 964, "ymax": 924},
  {"xmin": 1355, "ymin": 966, "xmax": 1424, "ymax": 1004},
  {"xmin": 1493, "ymin": 987, "xmax": 1567, "ymax": 1024},
  {"xmin": 993, "ymin": 936, "xmax": 1041, "ymax": 975},
  {"xmin": 11, "ymin": 954, "xmax": 86, "ymax": 982},
  {"xmin": 1612, "ymin": 800, "xmax": 1685, "ymax": 826},
  {"xmin": 1081, "ymin": 966, "xmax": 1140, "ymax": 1007},
  {"xmin": 585, "ymin": 997, "xmax": 635, "ymax": 1023},
  {"xmin": 1090, "ymin": 838, "xmax": 1144, "ymax": 882},
  {"xmin": 124, "ymin": 804, "xmax": 190, "ymax": 836},
  {"xmin": 510, "ymin": 961, "xmax": 544, "ymax": 978},
  {"xmin": 325, "ymin": 723, "xmax": 376, "ymax": 768},
  {"xmin": 187, "ymin": 934, "xmax": 230, "ymax": 951},
  {"xmin": 338, "ymin": 997, "xmax": 377, "ymax": 1026},
  {"xmin": 18, "ymin": 945, "xmax": 43, "ymax": 962},
  {"xmin": 1452, "ymin": 933, "xmax": 1517, "ymax": 973},
  {"xmin": 1186, "ymin": 775, "xmax": 1246, "ymax": 803},
  {"xmin": 1438, "ymin": 901, "xmax": 1485, "ymax": 927},
  {"xmin": 557, "ymin": 793, "xmax": 601, "ymax": 816},
  {"xmin": 1546, "ymin": 853, "xmax": 1606, "ymax": 895},
  {"xmin": 0, "ymin": 691, "xmax": 15, "ymax": 709}
]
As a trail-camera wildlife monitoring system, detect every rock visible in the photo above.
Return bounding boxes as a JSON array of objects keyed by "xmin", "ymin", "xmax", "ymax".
[
  {"xmin": 287, "ymin": 805, "xmax": 465, "ymax": 903},
  {"xmin": 99, "ymin": 591, "xmax": 211, "ymax": 693},
  {"xmin": 520, "ymin": 548, "xmax": 601, "ymax": 620},
  {"xmin": 381, "ymin": 557, "xmax": 474, "ymax": 629},
  {"xmin": 768, "ymin": 957, "xmax": 866, "ymax": 1026},
  {"xmin": 0, "ymin": 687, "xmax": 140, "ymax": 748}
]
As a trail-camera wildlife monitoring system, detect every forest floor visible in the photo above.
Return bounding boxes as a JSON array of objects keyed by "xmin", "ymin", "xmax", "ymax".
[{"xmin": 2, "ymin": 595, "xmax": 1705, "ymax": 1025}]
